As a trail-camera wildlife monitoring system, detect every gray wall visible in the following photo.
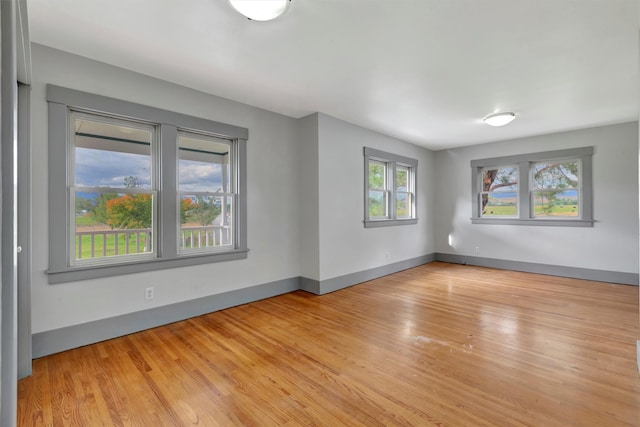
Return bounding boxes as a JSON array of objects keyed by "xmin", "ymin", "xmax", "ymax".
[
  {"xmin": 30, "ymin": 44, "xmax": 303, "ymax": 334},
  {"xmin": 297, "ymin": 113, "xmax": 320, "ymax": 281},
  {"xmin": 434, "ymin": 122, "xmax": 639, "ymax": 275},
  {"xmin": 316, "ymin": 113, "xmax": 435, "ymax": 281}
]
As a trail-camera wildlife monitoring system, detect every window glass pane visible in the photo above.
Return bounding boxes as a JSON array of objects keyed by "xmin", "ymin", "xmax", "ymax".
[
  {"xmin": 532, "ymin": 160, "xmax": 579, "ymax": 218},
  {"xmin": 368, "ymin": 190, "xmax": 387, "ymax": 218},
  {"xmin": 74, "ymin": 116, "xmax": 152, "ymax": 188},
  {"xmin": 396, "ymin": 192, "xmax": 411, "ymax": 219},
  {"xmin": 178, "ymin": 133, "xmax": 231, "ymax": 193},
  {"xmin": 178, "ymin": 132, "xmax": 235, "ymax": 253},
  {"xmin": 396, "ymin": 166, "xmax": 408, "ymax": 190},
  {"xmin": 532, "ymin": 161, "xmax": 579, "ymax": 190},
  {"xmin": 481, "ymin": 166, "xmax": 518, "ymax": 217},
  {"xmin": 482, "ymin": 166, "xmax": 518, "ymax": 192},
  {"xmin": 533, "ymin": 190, "xmax": 579, "ymax": 217},
  {"xmin": 368, "ymin": 160, "xmax": 386, "ymax": 190},
  {"xmin": 180, "ymin": 195, "xmax": 233, "ymax": 250},
  {"xmin": 74, "ymin": 191, "xmax": 153, "ymax": 260}
]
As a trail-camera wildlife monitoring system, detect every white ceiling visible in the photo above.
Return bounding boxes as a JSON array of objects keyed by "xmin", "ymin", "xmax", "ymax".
[{"xmin": 27, "ymin": 0, "xmax": 639, "ymax": 150}]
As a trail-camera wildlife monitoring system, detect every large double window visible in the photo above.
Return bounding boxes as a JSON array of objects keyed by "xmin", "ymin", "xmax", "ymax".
[
  {"xmin": 47, "ymin": 85, "xmax": 248, "ymax": 283},
  {"xmin": 364, "ymin": 147, "xmax": 418, "ymax": 227},
  {"xmin": 471, "ymin": 147, "xmax": 593, "ymax": 226}
]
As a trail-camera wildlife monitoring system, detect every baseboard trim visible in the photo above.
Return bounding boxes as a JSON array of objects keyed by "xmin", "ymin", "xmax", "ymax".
[
  {"xmin": 637, "ymin": 340, "xmax": 640, "ymax": 375},
  {"xmin": 300, "ymin": 277, "xmax": 320, "ymax": 294},
  {"xmin": 435, "ymin": 253, "xmax": 639, "ymax": 286},
  {"xmin": 32, "ymin": 277, "xmax": 300, "ymax": 358},
  {"xmin": 310, "ymin": 254, "xmax": 436, "ymax": 295}
]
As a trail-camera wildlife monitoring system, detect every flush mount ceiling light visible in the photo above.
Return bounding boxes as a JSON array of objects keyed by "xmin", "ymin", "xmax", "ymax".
[
  {"xmin": 229, "ymin": 0, "xmax": 291, "ymax": 21},
  {"xmin": 482, "ymin": 112, "xmax": 516, "ymax": 127}
]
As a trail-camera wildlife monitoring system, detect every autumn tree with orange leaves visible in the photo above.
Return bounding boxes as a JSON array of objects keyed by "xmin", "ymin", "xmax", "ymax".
[{"xmin": 106, "ymin": 194, "xmax": 152, "ymax": 229}]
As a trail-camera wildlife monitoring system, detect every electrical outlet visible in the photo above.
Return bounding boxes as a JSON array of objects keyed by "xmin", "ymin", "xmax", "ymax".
[
  {"xmin": 475, "ymin": 246, "xmax": 480, "ymax": 255},
  {"xmin": 385, "ymin": 252, "xmax": 391, "ymax": 260},
  {"xmin": 145, "ymin": 287, "xmax": 154, "ymax": 300}
]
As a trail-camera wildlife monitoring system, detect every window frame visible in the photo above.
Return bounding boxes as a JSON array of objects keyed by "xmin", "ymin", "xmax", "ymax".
[
  {"xmin": 470, "ymin": 147, "xmax": 593, "ymax": 227},
  {"xmin": 364, "ymin": 147, "xmax": 418, "ymax": 228},
  {"xmin": 47, "ymin": 85, "xmax": 249, "ymax": 284},
  {"xmin": 177, "ymin": 130, "xmax": 236, "ymax": 255},
  {"xmin": 69, "ymin": 111, "xmax": 158, "ymax": 266}
]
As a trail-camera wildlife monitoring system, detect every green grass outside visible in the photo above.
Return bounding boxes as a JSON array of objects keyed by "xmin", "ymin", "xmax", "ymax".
[
  {"xmin": 482, "ymin": 205, "xmax": 517, "ymax": 216},
  {"xmin": 75, "ymin": 214, "xmax": 99, "ymax": 227},
  {"xmin": 483, "ymin": 204, "xmax": 578, "ymax": 217},
  {"xmin": 534, "ymin": 204, "xmax": 578, "ymax": 217}
]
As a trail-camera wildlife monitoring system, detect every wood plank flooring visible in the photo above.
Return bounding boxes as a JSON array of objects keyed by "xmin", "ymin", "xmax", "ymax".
[{"xmin": 17, "ymin": 262, "xmax": 640, "ymax": 426}]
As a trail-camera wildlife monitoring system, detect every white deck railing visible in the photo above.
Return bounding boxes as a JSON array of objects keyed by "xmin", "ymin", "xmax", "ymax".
[
  {"xmin": 75, "ymin": 225, "xmax": 231, "ymax": 259},
  {"xmin": 180, "ymin": 225, "xmax": 231, "ymax": 249},
  {"xmin": 76, "ymin": 228, "xmax": 151, "ymax": 259}
]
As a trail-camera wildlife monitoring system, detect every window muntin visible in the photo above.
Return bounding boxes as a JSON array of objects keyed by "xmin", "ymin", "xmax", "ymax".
[
  {"xmin": 480, "ymin": 165, "xmax": 518, "ymax": 218},
  {"xmin": 364, "ymin": 147, "xmax": 418, "ymax": 227},
  {"xmin": 531, "ymin": 160, "xmax": 580, "ymax": 218},
  {"xmin": 70, "ymin": 112, "xmax": 157, "ymax": 265},
  {"xmin": 178, "ymin": 131, "xmax": 235, "ymax": 253}
]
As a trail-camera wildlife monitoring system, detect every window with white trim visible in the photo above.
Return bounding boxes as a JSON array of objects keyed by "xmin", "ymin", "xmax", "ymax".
[
  {"xmin": 364, "ymin": 147, "xmax": 418, "ymax": 228},
  {"xmin": 47, "ymin": 85, "xmax": 248, "ymax": 283},
  {"xmin": 470, "ymin": 147, "xmax": 593, "ymax": 227}
]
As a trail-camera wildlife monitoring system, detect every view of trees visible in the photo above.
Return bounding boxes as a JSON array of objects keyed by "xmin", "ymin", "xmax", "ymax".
[
  {"xmin": 531, "ymin": 161, "xmax": 578, "ymax": 216},
  {"xmin": 368, "ymin": 161, "xmax": 413, "ymax": 219},
  {"xmin": 482, "ymin": 161, "xmax": 579, "ymax": 217},
  {"xmin": 481, "ymin": 166, "xmax": 518, "ymax": 216},
  {"xmin": 77, "ymin": 176, "xmax": 222, "ymax": 230},
  {"xmin": 185, "ymin": 195, "xmax": 221, "ymax": 226},
  {"xmin": 368, "ymin": 161, "xmax": 386, "ymax": 217},
  {"xmin": 395, "ymin": 167, "xmax": 409, "ymax": 218}
]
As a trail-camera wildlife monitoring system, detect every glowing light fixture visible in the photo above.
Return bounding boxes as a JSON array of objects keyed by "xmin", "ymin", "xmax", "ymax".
[
  {"xmin": 229, "ymin": 0, "xmax": 290, "ymax": 21},
  {"xmin": 483, "ymin": 112, "xmax": 516, "ymax": 127}
]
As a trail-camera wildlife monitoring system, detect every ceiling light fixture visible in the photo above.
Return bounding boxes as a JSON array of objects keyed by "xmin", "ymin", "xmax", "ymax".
[
  {"xmin": 229, "ymin": 0, "xmax": 291, "ymax": 21},
  {"xmin": 482, "ymin": 112, "xmax": 516, "ymax": 127}
]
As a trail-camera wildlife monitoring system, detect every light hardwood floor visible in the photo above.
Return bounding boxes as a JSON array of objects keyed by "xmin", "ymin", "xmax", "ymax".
[{"xmin": 18, "ymin": 262, "xmax": 640, "ymax": 426}]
